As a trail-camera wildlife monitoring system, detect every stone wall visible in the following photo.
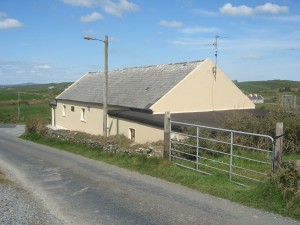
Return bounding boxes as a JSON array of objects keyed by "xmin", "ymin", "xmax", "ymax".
[{"xmin": 41, "ymin": 128, "xmax": 163, "ymax": 158}]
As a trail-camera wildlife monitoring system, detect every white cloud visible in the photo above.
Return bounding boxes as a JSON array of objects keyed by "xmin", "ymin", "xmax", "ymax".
[
  {"xmin": 255, "ymin": 3, "xmax": 288, "ymax": 14},
  {"xmin": 159, "ymin": 20, "xmax": 183, "ymax": 28},
  {"xmin": 179, "ymin": 26, "xmax": 219, "ymax": 34},
  {"xmin": 219, "ymin": 2, "xmax": 288, "ymax": 16},
  {"xmin": 62, "ymin": 0, "xmax": 97, "ymax": 7},
  {"xmin": 0, "ymin": 12, "xmax": 6, "ymax": 18},
  {"xmin": 193, "ymin": 8, "xmax": 218, "ymax": 17},
  {"xmin": 271, "ymin": 15, "xmax": 300, "ymax": 22},
  {"xmin": 34, "ymin": 64, "xmax": 51, "ymax": 69},
  {"xmin": 83, "ymin": 29, "xmax": 98, "ymax": 34},
  {"xmin": 102, "ymin": 0, "xmax": 139, "ymax": 17},
  {"xmin": 80, "ymin": 12, "xmax": 103, "ymax": 22},
  {"xmin": 62, "ymin": 0, "xmax": 138, "ymax": 17},
  {"xmin": 0, "ymin": 61, "xmax": 79, "ymax": 85},
  {"xmin": 219, "ymin": 3, "xmax": 253, "ymax": 16},
  {"xmin": 241, "ymin": 55, "xmax": 262, "ymax": 61},
  {"xmin": 0, "ymin": 12, "xmax": 22, "ymax": 29},
  {"xmin": 168, "ymin": 38, "xmax": 208, "ymax": 47}
]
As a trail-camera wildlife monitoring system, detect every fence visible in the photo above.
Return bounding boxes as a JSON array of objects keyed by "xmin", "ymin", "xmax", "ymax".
[
  {"xmin": 281, "ymin": 95, "xmax": 297, "ymax": 112},
  {"xmin": 165, "ymin": 114, "xmax": 278, "ymax": 185}
]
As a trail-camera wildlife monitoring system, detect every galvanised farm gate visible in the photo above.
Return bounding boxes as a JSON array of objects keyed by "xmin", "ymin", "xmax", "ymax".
[{"xmin": 167, "ymin": 116, "xmax": 277, "ymax": 186}]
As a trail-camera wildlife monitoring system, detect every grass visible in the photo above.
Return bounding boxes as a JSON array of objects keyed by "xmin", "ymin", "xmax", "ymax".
[
  {"xmin": 0, "ymin": 82, "xmax": 70, "ymax": 124},
  {"xmin": 283, "ymin": 154, "xmax": 300, "ymax": 161},
  {"xmin": 236, "ymin": 80, "xmax": 300, "ymax": 93},
  {"xmin": 21, "ymin": 132, "xmax": 300, "ymax": 221},
  {"xmin": 0, "ymin": 103, "xmax": 51, "ymax": 124},
  {"xmin": 0, "ymin": 170, "xmax": 12, "ymax": 186}
]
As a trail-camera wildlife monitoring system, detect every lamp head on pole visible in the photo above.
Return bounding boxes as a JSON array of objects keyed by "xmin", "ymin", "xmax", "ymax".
[
  {"xmin": 83, "ymin": 35, "xmax": 107, "ymax": 44},
  {"xmin": 83, "ymin": 36, "xmax": 96, "ymax": 40}
]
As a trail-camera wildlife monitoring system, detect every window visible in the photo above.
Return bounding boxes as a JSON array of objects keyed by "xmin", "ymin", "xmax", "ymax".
[
  {"xmin": 71, "ymin": 106, "xmax": 75, "ymax": 112},
  {"xmin": 81, "ymin": 108, "xmax": 86, "ymax": 121},
  {"xmin": 62, "ymin": 105, "xmax": 66, "ymax": 116},
  {"xmin": 129, "ymin": 128, "xmax": 136, "ymax": 142}
]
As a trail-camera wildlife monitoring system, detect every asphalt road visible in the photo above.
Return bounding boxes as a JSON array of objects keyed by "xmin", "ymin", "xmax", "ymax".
[{"xmin": 0, "ymin": 125, "xmax": 299, "ymax": 225}]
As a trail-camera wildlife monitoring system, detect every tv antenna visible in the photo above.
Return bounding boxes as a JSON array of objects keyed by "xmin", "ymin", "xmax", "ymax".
[{"xmin": 210, "ymin": 35, "xmax": 228, "ymax": 78}]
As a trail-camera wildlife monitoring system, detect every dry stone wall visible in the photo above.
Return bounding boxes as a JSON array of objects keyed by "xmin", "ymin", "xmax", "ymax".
[{"xmin": 40, "ymin": 128, "xmax": 163, "ymax": 158}]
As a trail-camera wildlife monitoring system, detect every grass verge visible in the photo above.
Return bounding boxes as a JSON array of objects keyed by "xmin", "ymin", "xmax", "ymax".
[
  {"xmin": 0, "ymin": 170, "xmax": 12, "ymax": 186},
  {"xmin": 21, "ymin": 132, "xmax": 300, "ymax": 221}
]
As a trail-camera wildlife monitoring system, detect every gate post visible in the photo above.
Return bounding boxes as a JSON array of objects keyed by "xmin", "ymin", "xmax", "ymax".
[
  {"xmin": 273, "ymin": 122, "xmax": 283, "ymax": 173},
  {"xmin": 164, "ymin": 111, "xmax": 171, "ymax": 160}
]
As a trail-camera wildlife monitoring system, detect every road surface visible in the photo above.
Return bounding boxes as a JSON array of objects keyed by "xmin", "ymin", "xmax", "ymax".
[{"xmin": 0, "ymin": 125, "xmax": 299, "ymax": 225}]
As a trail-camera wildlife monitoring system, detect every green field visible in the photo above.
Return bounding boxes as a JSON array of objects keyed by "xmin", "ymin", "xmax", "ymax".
[
  {"xmin": 236, "ymin": 80, "xmax": 300, "ymax": 110},
  {"xmin": 236, "ymin": 80, "xmax": 300, "ymax": 93},
  {"xmin": 0, "ymin": 82, "xmax": 71, "ymax": 123}
]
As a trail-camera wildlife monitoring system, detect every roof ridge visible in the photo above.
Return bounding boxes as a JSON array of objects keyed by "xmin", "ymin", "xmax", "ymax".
[
  {"xmin": 125, "ymin": 59, "xmax": 203, "ymax": 68},
  {"xmin": 90, "ymin": 59, "xmax": 204, "ymax": 74}
]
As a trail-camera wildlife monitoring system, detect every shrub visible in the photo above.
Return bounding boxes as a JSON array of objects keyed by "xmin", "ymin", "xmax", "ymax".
[
  {"xmin": 268, "ymin": 161, "xmax": 300, "ymax": 216},
  {"xmin": 25, "ymin": 118, "xmax": 46, "ymax": 134},
  {"xmin": 223, "ymin": 111, "xmax": 300, "ymax": 154},
  {"xmin": 0, "ymin": 113, "xmax": 17, "ymax": 124}
]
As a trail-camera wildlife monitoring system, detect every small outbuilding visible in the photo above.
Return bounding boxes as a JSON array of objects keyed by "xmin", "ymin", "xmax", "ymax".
[
  {"xmin": 51, "ymin": 58, "xmax": 255, "ymax": 143},
  {"xmin": 248, "ymin": 94, "xmax": 264, "ymax": 104}
]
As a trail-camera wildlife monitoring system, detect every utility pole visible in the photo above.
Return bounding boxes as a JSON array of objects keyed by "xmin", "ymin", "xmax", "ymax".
[
  {"xmin": 17, "ymin": 91, "xmax": 20, "ymax": 120},
  {"xmin": 103, "ymin": 35, "xmax": 108, "ymax": 137},
  {"xmin": 84, "ymin": 35, "xmax": 109, "ymax": 137}
]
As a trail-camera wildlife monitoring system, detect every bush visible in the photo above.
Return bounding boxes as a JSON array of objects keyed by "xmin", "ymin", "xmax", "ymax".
[
  {"xmin": 268, "ymin": 161, "xmax": 300, "ymax": 216},
  {"xmin": 25, "ymin": 118, "xmax": 46, "ymax": 134},
  {"xmin": 0, "ymin": 113, "xmax": 17, "ymax": 124},
  {"xmin": 223, "ymin": 111, "xmax": 300, "ymax": 154}
]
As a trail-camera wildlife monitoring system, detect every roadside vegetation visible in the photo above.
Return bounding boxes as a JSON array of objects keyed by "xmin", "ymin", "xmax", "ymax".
[
  {"xmin": 2, "ymin": 80, "xmax": 300, "ymax": 221},
  {"xmin": 0, "ymin": 170, "xmax": 12, "ymax": 186}
]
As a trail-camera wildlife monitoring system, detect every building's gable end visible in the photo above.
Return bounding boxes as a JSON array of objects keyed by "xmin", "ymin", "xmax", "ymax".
[
  {"xmin": 150, "ymin": 59, "xmax": 209, "ymax": 113},
  {"xmin": 150, "ymin": 59, "xmax": 255, "ymax": 114},
  {"xmin": 211, "ymin": 61, "xmax": 255, "ymax": 110}
]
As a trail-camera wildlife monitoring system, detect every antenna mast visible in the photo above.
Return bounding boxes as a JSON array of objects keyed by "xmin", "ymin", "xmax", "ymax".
[
  {"xmin": 212, "ymin": 35, "xmax": 228, "ymax": 78},
  {"xmin": 213, "ymin": 35, "xmax": 219, "ymax": 78}
]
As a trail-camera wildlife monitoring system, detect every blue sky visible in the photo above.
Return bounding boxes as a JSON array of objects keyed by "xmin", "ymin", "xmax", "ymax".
[{"xmin": 0, "ymin": 0, "xmax": 299, "ymax": 84}]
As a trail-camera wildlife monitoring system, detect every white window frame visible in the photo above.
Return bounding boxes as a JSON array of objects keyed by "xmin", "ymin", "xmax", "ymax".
[
  {"xmin": 62, "ymin": 105, "xmax": 66, "ymax": 117},
  {"xmin": 129, "ymin": 128, "xmax": 136, "ymax": 142},
  {"xmin": 81, "ymin": 108, "xmax": 86, "ymax": 122}
]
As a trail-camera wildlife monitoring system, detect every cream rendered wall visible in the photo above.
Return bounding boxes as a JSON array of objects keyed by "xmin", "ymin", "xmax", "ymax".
[
  {"xmin": 56, "ymin": 100, "xmax": 103, "ymax": 135},
  {"xmin": 108, "ymin": 117, "xmax": 164, "ymax": 143},
  {"xmin": 150, "ymin": 59, "xmax": 255, "ymax": 114},
  {"xmin": 55, "ymin": 100, "xmax": 163, "ymax": 143}
]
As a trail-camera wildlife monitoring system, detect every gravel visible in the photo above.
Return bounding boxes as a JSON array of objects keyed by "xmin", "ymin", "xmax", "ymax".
[{"xmin": 0, "ymin": 175, "xmax": 64, "ymax": 225}]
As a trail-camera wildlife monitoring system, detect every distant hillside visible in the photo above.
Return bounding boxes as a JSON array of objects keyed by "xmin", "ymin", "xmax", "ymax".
[
  {"xmin": 236, "ymin": 80, "xmax": 300, "ymax": 93},
  {"xmin": 0, "ymin": 82, "xmax": 72, "ymax": 102},
  {"xmin": 0, "ymin": 83, "xmax": 37, "ymax": 87}
]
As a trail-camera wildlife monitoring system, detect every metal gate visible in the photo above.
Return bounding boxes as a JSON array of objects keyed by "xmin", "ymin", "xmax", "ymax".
[{"xmin": 169, "ymin": 120, "xmax": 275, "ymax": 185}]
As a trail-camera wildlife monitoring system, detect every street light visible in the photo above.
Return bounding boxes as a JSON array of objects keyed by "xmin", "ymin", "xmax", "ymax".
[{"xmin": 84, "ymin": 35, "xmax": 108, "ymax": 137}]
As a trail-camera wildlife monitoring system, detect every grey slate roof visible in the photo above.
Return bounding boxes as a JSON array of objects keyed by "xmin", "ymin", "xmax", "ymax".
[{"xmin": 57, "ymin": 60, "xmax": 204, "ymax": 110}]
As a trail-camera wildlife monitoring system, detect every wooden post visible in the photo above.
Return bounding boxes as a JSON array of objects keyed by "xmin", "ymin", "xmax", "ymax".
[
  {"xmin": 273, "ymin": 122, "xmax": 283, "ymax": 173},
  {"xmin": 164, "ymin": 111, "xmax": 171, "ymax": 160}
]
